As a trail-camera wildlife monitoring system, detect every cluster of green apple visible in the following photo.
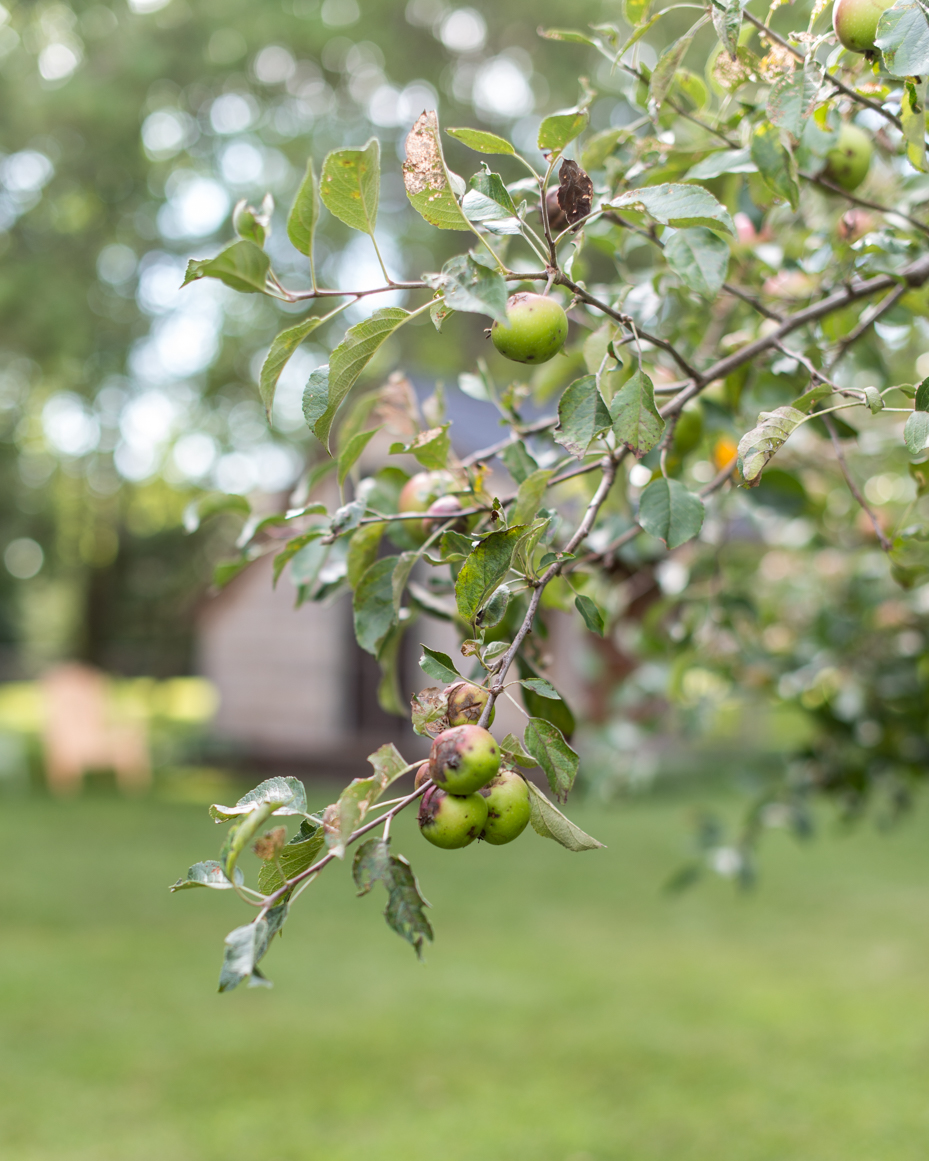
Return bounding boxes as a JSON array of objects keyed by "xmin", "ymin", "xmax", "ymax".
[{"xmin": 414, "ymin": 682, "xmax": 531, "ymax": 850}]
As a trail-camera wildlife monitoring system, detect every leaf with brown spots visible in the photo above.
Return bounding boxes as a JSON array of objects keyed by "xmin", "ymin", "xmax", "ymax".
[
  {"xmin": 320, "ymin": 137, "xmax": 380, "ymax": 237},
  {"xmin": 403, "ymin": 111, "xmax": 472, "ymax": 231}
]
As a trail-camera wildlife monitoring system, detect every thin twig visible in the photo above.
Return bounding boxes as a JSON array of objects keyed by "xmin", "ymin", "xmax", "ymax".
[
  {"xmin": 476, "ymin": 454, "xmax": 621, "ymax": 728},
  {"xmin": 822, "ymin": 414, "xmax": 892, "ymax": 551},
  {"xmin": 259, "ymin": 782, "xmax": 431, "ymax": 913},
  {"xmin": 801, "ymin": 172, "xmax": 929, "ymax": 237},
  {"xmin": 827, "ymin": 283, "xmax": 908, "ymax": 370}
]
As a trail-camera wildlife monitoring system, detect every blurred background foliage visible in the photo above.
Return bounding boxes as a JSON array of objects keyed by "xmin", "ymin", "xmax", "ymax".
[
  {"xmin": 3, "ymin": 0, "xmax": 929, "ymax": 871},
  {"xmin": 0, "ymin": 0, "xmax": 603, "ymax": 675}
]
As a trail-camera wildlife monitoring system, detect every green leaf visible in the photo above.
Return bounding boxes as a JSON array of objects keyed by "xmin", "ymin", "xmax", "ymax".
[
  {"xmin": 737, "ymin": 405, "xmax": 806, "ymax": 484},
  {"xmin": 232, "ymin": 195, "xmax": 272, "ymax": 246},
  {"xmin": 523, "ymin": 718, "xmax": 580, "ymax": 801},
  {"xmin": 876, "ymin": 2, "xmax": 929, "ymax": 76},
  {"xmin": 521, "ymin": 677, "xmax": 561, "ymax": 700},
  {"xmin": 910, "ymin": 461, "xmax": 929, "ymax": 495},
  {"xmin": 684, "ymin": 148, "xmax": 756, "ymax": 180},
  {"xmin": 303, "ymin": 308, "xmax": 410, "ymax": 452},
  {"xmin": 469, "ymin": 170, "xmax": 519, "ymax": 217},
  {"xmin": 319, "ymin": 137, "xmax": 380, "ymax": 236},
  {"xmin": 287, "ymin": 157, "xmax": 320, "ymax": 259},
  {"xmin": 323, "ymin": 762, "xmax": 398, "ymax": 860},
  {"xmin": 501, "ymin": 440, "xmax": 540, "ymax": 485},
  {"xmin": 258, "ymin": 315, "xmax": 326, "ymax": 421},
  {"xmin": 445, "ymin": 127, "xmax": 516, "ymax": 155},
  {"xmin": 376, "ymin": 618, "xmax": 407, "ymax": 716},
  {"xmin": 272, "ymin": 529, "xmax": 325, "ymax": 586},
  {"xmin": 352, "ymin": 838, "xmax": 434, "ymax": 959},
  {"xmin": 915, "ymin": 376, "xmax": 929, "ymax": 411},
  {"xmin": 513, "ymin": 468, "xmax": 554, "ymax": 527},
  {"xmin": 391, "ymin": 550, "xmax": 417, "ymax": 615},
  {"xmin": 257, "ymin": 823, "xmax": 325, "ymax": 895},
  {"xmin": 427, "ymin": 254, "xmax": 507, "ymax": 323},
  {"xmin": 751, "ymin": 121, "xmax": 799, "ymax": 211},
  {"xmin": 526, "ymin": 782, "xmax": 605, "ymax": 851},
  {"xmin": 574, "ymin": 593, "xmax": 605, "ymax": 636},
  {"xmin": 182, "ymin": 491, "xmax": 251, "ymax": 534},
  {"xmin": 902, "ymin": 78, "xmax": 928, "ymax": 173},
  {"xmin": 210, "ymin": 776, "xmax": 308, "ymax": 822},
  {"xmin": 905, "ymin": 411, "xmax": 929, "ymax": 455},
  {"xmin": 539, "ymin": 26, "xmax": 599, "ymax": 46},
  {"xmin": 455, "ymin": 526, "xmax": 524, "ymax": 622},
  {"xmin": 353, "ymin": 555, "xmax": 399, "ymax": 654},
  {"xmin": 638, "ymin": 478, "xmax": 705, "ymax": 548},
  {"xmin": 649, "ymin": 26, "xmax": 698, "ymax": 112},
  {"xmin": 219, "ymin": 801, "xmax": 277, "ymax": 880},
  {"xmin": 338, "ymin": 427, "xmax": 380, "ymax": 487},
  {"xmin": 390, "ymin": 424, "xmax": 452, "ymax": 471},
  {"xmin": 554, "ymin": 375, "xmax": 612, "ymax": 458},
  {"xmin": 403, "ymin": 110, "xmax": 471, "ymax": 231},
  {"xmin": 537, "ymin": 109, "xmax": 589, "ymax": 156},
  {"xmin": 609, "ymin": 368, "xmax": 665, "ymax": 456},
  {"xmin": 218, "ymin": 903, "xmax": 289, "ymax": 992},
  {"xmin": 420, "ymin": 646, "xmax": 462, "ymax": 684},
  {"xmin": 346, "ymin": 522, "xmax": 384, "ymax": 590},
  {"xmin": 611, "ymin": 182, "xmax": 735, "ymax": 234},
  {"xmin": 664, "ymin": 227, "xmax": 730, "ymax": 298},
  {"xmin": 710, "ymin": 0, "xmax": 742, "ymax": 58},
  {"xmin": 183, "ymin": 240, "xmax": 270, "ymax": 294},
  {"xmin": 500, "ymin": 732, "xmax": 537, "ymax": 767},
  {"xmin": 170, "ymin": 861, "xmax": 245, "ymax": 892},
  {"xmin": 478, "ymin": 585, "xmax": 509, "ymax": 628},
  {"xmin": 766, "ymin": 63, "xmax": 818, "ymax": 139},
  {"xmin": 623, "ymin": 0, "xmax": 650, "ymax": 26},
  {"xmin": 213, "ymin": 558, "xmax": 251, "ymax": 589}
]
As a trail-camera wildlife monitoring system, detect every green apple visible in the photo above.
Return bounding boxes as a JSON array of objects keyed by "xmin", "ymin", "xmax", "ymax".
[
  {"xmin": 832, "ymin": 0, "xmax": 894, "ymax": 54},
  {"xmin": 446, "ymin": 681, "xmax": 495, "ymax": 728},
  {"xmin": 478, "ymin": 769, "xmax": 531, "ymax": 845},
  {"xmin": 397, "ymin": 470, "xmax": 456, "ymax": 544},
  {"xmin": 822, "ymin": 123, "xmax": 873, "ymax": 193},
  {"xmin": 491, "ymin": 293, "xmax": 568, "ymax": 365},
  {"xmin": 418, "ymin": 786, "xmax": 488, "ymax": 849},
  {"xmin": 429, "ymin": 724, "xmax": 501, "ymax": 795}
]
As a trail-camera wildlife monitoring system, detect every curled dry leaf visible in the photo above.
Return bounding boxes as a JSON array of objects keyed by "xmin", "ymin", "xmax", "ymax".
[
  {"xmin": 253, "ymin": 826, "xmax": 288, "ymax": 860},
  {"xmin": 556, "ymin": 158, "xmax": 594, "ymax": 226},
  {"xmin": 375, "ymin": 371, "xmax": 421, "ymax": 438}
]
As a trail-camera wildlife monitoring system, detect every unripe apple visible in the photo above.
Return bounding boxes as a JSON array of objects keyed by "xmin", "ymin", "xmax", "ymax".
[
  {"xmin": 491, "ymin": 293, "xmax": 568, "ymax": 365},
  {"xmin": 418, "ymin": 785, "xmax": 488, "ymax": 849},
  {"xmin": 822, "ymin": 124, "xmax": 872, "ymax": 192},
  {"xmin": 423, "ymin": 494, "xmax": 467, "ymax": 537},
  {"xmin": 478, "ymin": 769, "xmax": 531, "ymax": 845},
  {"xmin": 429, "ymin": 724, "xmax": 501, "ymax": 795},
  {"xmin": 414, "ymin": 762, "xmax": 431, "ymax": 790},
  {"xmin": 397, "ymin": 470, "xmax": 456, "ymax": 544},
  {"xmin": 832, "ymin": 0, "xmax": 893, "ymax": 54},
  {"xmin": 446, "ymin": 681, "xmax": 495, "ymax": 728}
]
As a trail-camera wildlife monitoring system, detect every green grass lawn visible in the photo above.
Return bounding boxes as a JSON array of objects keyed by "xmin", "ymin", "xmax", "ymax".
[{"xmin": 2, "ymin": 787, "xmax": 929, "ymax": 1161}]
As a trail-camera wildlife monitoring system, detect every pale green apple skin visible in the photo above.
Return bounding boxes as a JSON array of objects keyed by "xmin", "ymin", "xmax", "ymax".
[
  {"xmin": 823, "ymin": 124, "xmax": 873, "ymax": 192},
  {"xmin": 491, "ymin": 293, "xmax": 568, "ymax": 365},
  {"xmin": 832, "ymin": 0, "xmax": 894, "ymax": 53},
  {"xmin": 429, "ymin": 724, "xmax": 501, "ymax": 795},
  {"xmin": 397, "ymin": 470, "xmax": 457, "ymax": 543},
  {"xmin": 445, "ymin": 682, "xmax": 495, "ymax": 728},
  {"xmin": 478, "ymin": 769, "xmax": 531, "ymax": 845},
  {"xmin": 418, "ymin": 786, "xmax": 488, "ymax": 849}
]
